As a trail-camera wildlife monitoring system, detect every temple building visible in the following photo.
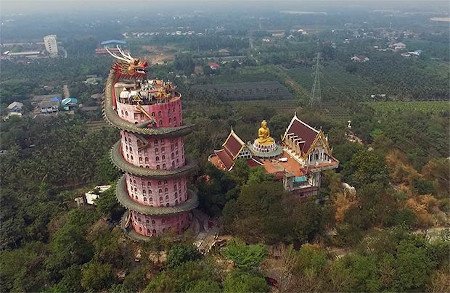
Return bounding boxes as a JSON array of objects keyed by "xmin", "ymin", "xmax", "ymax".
[
  {"xmin": 103, "ymin": 48, "xmax": 198, "ymax": 239},
  {"xmin": 209, "ymin": 114, "xmax": 339, "ymax": 196}
]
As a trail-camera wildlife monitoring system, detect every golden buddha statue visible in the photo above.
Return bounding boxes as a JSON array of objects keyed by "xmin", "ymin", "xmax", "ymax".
[{"xmin": 256, "ymin": 120, "xmax": 275, "ymax": 145}]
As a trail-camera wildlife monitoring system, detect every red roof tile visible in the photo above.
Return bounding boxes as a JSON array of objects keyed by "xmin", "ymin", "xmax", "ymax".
[
  {"xmin": 223, "ymin": 130, "xmax": 244, "ymax": 158},
  {"xmin": 215, "ymin": 149, "xmax": 234, "ymax": 170},
  {"xmin": 283, "ymin": 116, "xmax": 319, "ymax": 154}
]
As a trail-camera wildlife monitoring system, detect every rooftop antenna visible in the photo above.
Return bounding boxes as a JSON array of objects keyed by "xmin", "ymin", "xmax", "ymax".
[{"xmin": 310, "ymin": 51, "xmax": 322, "ymax": 106}]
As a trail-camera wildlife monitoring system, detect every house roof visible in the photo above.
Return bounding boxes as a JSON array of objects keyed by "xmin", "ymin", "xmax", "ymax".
[
  {"xmin": 282, "ymin": 114, "xmax": 319, "ymax": 154},
  {"xmin": 7, "ymin": 102, "xmax": 23, "ymax": 110},
  {"xmin": 215, "ymin": 149, "xmax": 234, "ymax": 171},
  {"xmin": 222, "ymin": 129, "xmax": 245, "ymax": 158}
]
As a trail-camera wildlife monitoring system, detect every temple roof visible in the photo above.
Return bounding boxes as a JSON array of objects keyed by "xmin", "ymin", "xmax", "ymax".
[
  {"xmin": 215, "ymin": 149, "xmax": 235, "ymax": 171},
  {"xmin": 223, "ymin": 129, "xmax": 245, "ymax": 158},
  {"xmin": 283, "ymin": 114, "xmax": 319, "ymax": 154}
]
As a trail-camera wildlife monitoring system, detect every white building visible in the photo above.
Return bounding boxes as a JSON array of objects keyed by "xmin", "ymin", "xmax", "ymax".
[
  {"xmin": 43, "ymin": 35, "xmax": 58, "ymax": 57},
  {"xmin": 85, "ymin": 185, "xmax": 111, "ymax": 205}
]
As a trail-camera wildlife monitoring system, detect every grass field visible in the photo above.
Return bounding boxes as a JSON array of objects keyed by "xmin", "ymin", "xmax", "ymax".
[{"xmin": 368, "ymin": 101, "xmax": 450, "ymax": 113}]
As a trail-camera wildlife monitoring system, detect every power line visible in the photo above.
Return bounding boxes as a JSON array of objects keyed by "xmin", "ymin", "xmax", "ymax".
[{"xmin": 310, "ymin": 52, "xmax": 322, "ymax": 106}]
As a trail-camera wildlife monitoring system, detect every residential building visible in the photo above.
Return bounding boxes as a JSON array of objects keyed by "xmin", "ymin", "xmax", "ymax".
[{"xmin": 43, "ymin": 35, "xmax": 58, "ymax": 57}]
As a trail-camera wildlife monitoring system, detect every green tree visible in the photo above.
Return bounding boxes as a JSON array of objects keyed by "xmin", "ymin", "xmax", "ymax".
[
  {"xmin": 222, "ymin": 239, "xmax": 267, "ymax": 271},
  {"xmin": 166, "ymin": 243, "xmax": 202, "ymax": 269},
  {"xmin": 343, "ymin": 149, "xmax": 389, "ymax": 188},
  {"xmin": 145, "ymin": 260, "xmax": 220, "ymax": 293},
  {"xmin": 223, "ymin": 270, "xmax": 269, "ymax": 293},
  {"xmin": 45, "ymin": 209, "xmax": 97, "ymax": 279},
  {"xmin": 230, "ymin": 158, "xmax": 251, "ymax": 185},
  {"xmin": 247, "ymin": 166, "xmax": 274, "ymax": 184},
  {"xmin": 80, "ymin": 261, "xmax": 114, "ymax": 291},
  {"xmin": 0, "ymin": 242, "xmax": 49, "ymax": 292},
  {"xmin": 223, "ymin": 181, "xmax": 290, "ymax": 243},
  {"xmin": 330, "ymin": 253, "xmax": 381, "ymax": 292},
  {"xmin": 394, "ymin": 238, "xmax": 435, "ymax": 291},
  {"xmin": 187, "ymin": 279, "xmax": 221, "ymax": 293}
]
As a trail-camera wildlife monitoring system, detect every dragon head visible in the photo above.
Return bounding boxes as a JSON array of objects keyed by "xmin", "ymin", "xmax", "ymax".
[{"xmin": 106, "ymin": 46, "xmax": 148, "ymax": 78}]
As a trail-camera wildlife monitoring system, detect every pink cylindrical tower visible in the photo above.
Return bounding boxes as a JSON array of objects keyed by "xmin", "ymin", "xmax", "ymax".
[{"xmin": 103, "ymin": 52, "xmax": 197, "ymax": 238}]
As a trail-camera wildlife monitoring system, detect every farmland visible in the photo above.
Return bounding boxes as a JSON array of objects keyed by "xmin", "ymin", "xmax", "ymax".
[
  {"xmin": 190, "ymin": 81, "xmax": 293, "ymax": 101},
  {"xmin": 368, "ymin": 101, "xmax": 450, "ymax": 114}
]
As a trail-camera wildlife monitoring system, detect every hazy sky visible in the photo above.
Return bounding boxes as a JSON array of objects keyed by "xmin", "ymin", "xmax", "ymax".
[{"xmin": 1, "ymin": 0, "xmax": 448, "ymax": 14}]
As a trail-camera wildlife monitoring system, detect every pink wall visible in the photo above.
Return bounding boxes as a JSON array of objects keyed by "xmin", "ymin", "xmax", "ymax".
[
  {"xmin": 120, "ymin": 131, "xmax": 185, "ymax": 169},
  {"xmin": 116, "ymin": 98, "xmax": 183, "ymax": 127},
  {"xmin": 130, "ymin": 211, "xmax": 190, "ymax": 236},
  {"xmin": 125, "ymin": 173, "xmax": 188, "ymax": 207}
]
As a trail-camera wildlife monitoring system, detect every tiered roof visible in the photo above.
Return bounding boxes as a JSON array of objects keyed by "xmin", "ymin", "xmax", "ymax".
[
  {"xmin": 223, "ymin": 129, "xmax": 245, "ymax": 158},
  {"xmin": 213, "ymin": 129, "xmax": 246, "ymax": 170},
  {"xmin": 282, "ymin": 114, "xmax": 320, "ymax": 154}
]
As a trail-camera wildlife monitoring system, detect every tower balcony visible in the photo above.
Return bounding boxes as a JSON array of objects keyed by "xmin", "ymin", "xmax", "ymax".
[
  {"xmin": 115, "ymin": 175, "xmax": 199, "ymax": 216},
  {"xmin": 110, "ymin": 141, "xmax": 197, "ymax": 179}
]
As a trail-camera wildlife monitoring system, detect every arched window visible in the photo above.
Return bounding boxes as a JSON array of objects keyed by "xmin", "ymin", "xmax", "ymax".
[
  {"xmin": 156, "ymin": 156, "xmax": 160, "ymax": 162},
  {"xmin": 145, "ymin": 157, "xmax": 149, "ymax": 163},
  {"xmin": 162, "ymin": 155, "xmax": 165, "ymax": 160},
  {"xmin": 159, "ymin": 189, "xmax": 162, "ymax": 193},
  {"xmin": 164, "ymin": 188, "xmax": 168, "ymax": 192}
]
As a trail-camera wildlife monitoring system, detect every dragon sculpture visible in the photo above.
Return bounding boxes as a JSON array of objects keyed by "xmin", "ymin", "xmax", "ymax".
[{"xmin": 106, "ymin": 46, "xmax": 148, "ymax": 79}]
